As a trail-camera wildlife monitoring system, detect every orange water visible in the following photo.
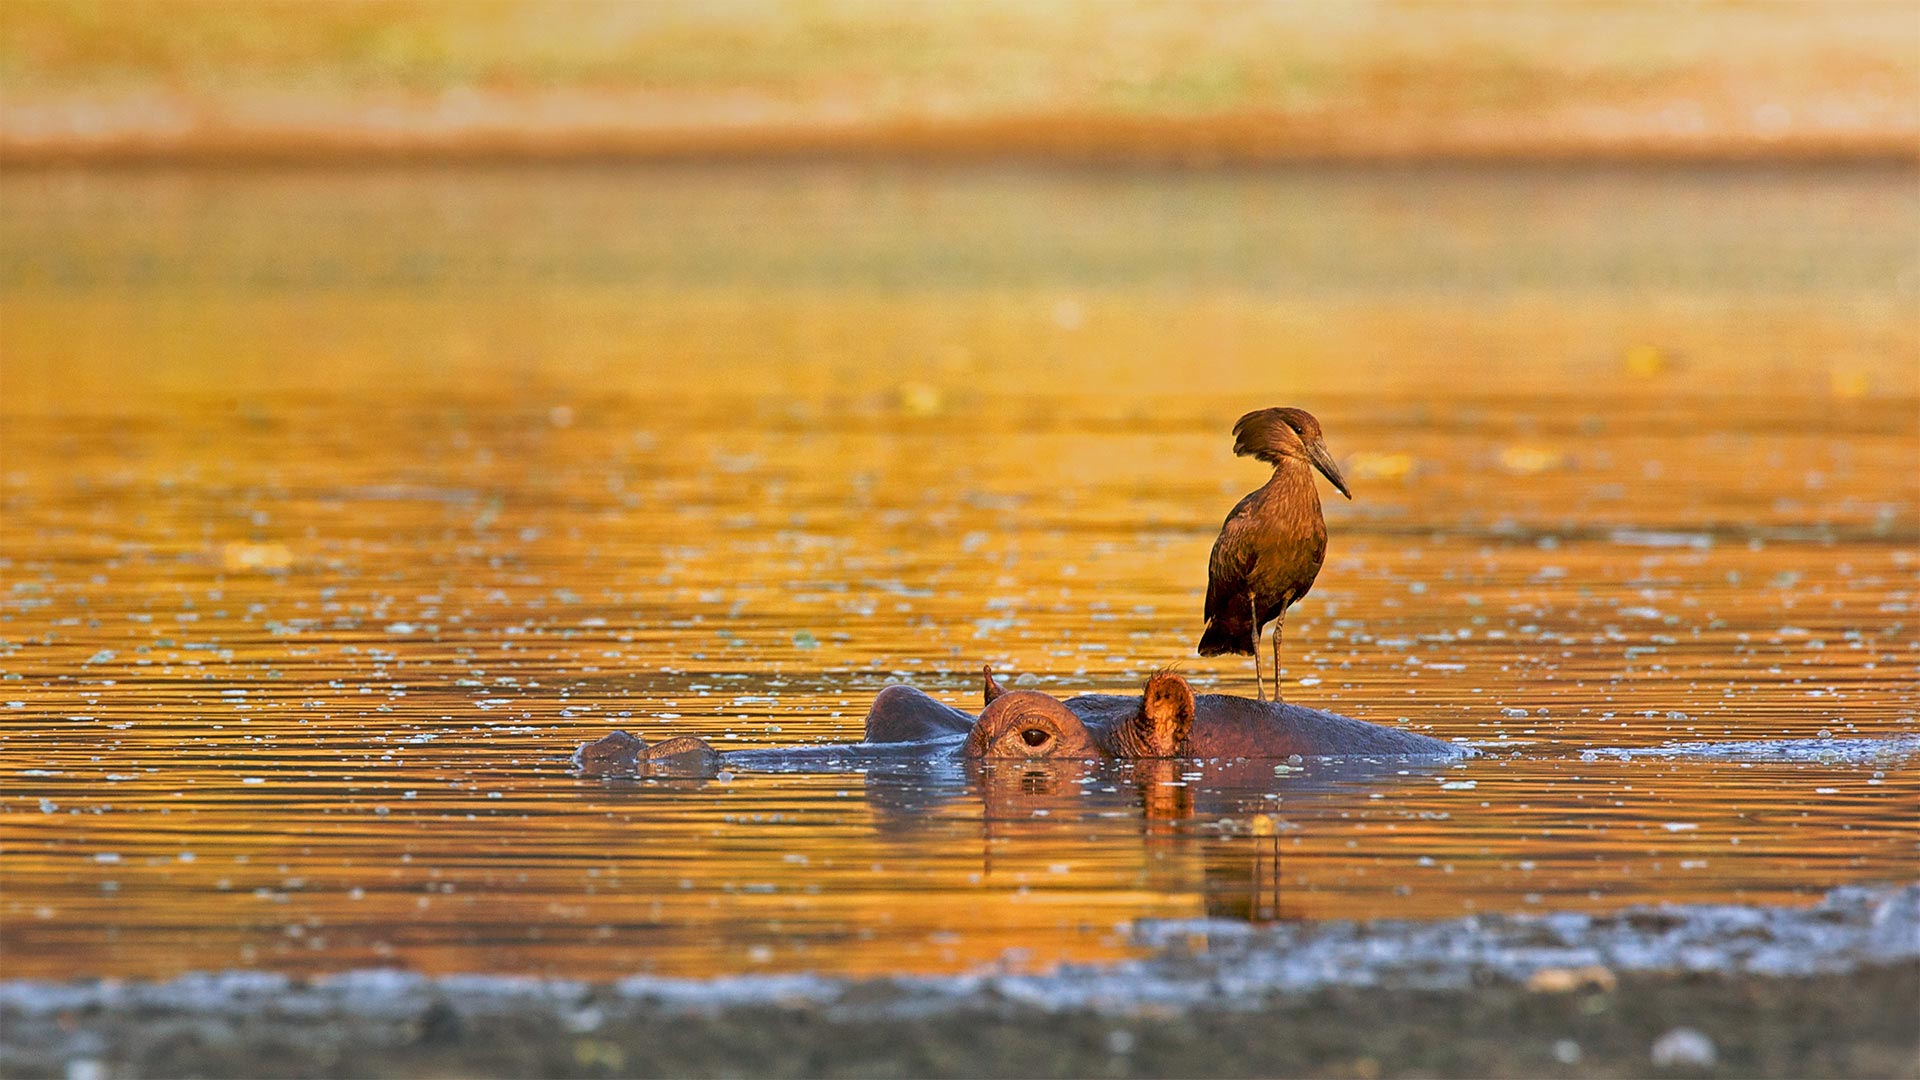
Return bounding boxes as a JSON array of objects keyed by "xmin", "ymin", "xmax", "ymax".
[{"xmin": 1, "ymin": 163, "xmax": 1915, "ymax": 981}]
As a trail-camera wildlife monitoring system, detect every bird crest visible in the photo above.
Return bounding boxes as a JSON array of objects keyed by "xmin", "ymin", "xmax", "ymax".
[{"xmin": 1231, "ymin": 407, "xmax": 1312, "ymax": 465}]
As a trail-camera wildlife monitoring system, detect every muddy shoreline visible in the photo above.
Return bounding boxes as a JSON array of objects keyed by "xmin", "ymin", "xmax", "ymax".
[{"xmin": 6, "ymin": 883, "xmax": 1913, "ymax": 1079}]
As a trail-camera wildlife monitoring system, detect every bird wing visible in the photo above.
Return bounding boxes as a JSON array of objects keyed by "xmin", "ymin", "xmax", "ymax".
[
  {"xmin": 1201, "ymin": 501, "xmax": 1260, "ymax": 622},
  {"xmin": 1198, "ymin": 529, "xmax": 1259, "ymax": 655}
]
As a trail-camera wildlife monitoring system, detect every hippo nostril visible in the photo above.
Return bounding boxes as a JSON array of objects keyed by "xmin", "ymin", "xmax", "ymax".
[{"xmin": 1020, "ymin": 728, "xmax": 1051, "ymax": 748}]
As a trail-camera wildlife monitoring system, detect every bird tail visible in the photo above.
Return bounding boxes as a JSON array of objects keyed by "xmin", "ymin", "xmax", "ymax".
[
  {"xmin": 1231, "ymin": 408, "xmax": 1297, "ymax": 466},
  {"xmin": 1197, "ymin": 614, "xmax": 1254, "ymax": 657}
]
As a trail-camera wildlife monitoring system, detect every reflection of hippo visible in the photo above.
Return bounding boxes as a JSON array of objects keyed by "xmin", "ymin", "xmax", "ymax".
[{"xmin": 572, "ymin": 667, "xmax": 1457, "ymax": 776}]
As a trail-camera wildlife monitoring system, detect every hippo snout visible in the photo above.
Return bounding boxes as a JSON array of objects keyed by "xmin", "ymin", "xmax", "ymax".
[
  {"xmin": 573, "ymin": 730, "xmax": 647, "ymax": 773},
  {"xmin": 572, "ymin": 730, "xmax": 722, "ymax": 778}
]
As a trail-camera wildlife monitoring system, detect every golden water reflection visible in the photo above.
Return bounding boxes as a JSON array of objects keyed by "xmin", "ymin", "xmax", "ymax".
[{"xmin": 1, "ymin": 164, "xmax": 1915, "ymax": 980}]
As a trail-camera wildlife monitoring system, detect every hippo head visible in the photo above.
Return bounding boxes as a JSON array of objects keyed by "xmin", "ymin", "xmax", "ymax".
[{"xmin": 965, "ymin": 670, "xmax": 1197, "ymax": 760}]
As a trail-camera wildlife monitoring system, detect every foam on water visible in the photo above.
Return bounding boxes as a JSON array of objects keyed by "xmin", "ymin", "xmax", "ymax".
[{"xmin": 1580, "ymin": 735, "xmax": 1920, "ymax": 764}]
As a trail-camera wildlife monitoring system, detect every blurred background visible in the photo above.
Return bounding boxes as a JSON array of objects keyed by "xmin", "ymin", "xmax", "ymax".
[
  {"xmin": 3, "ymin": 0, "xmax": 1916, "ymax": 404},
  {"xmin": 1, "ymin": 2, "xmax": 1917, "ymax": 981}
]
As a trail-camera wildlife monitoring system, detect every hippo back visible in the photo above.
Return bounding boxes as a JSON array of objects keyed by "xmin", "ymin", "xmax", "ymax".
[{"xmin": 1189, "ymin": 694, "xmax": 1458, "ymax": 758}]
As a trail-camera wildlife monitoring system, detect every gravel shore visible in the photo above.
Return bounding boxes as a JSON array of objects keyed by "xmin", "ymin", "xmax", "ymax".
[{"xmin": 5, "ymin": 883, "xmax": 1914, "ymax": 1079}]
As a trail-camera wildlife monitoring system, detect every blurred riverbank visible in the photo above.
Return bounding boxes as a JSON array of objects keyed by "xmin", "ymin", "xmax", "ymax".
[{"xmin": 3, "ymin": 1, "xmax": 1915, "ymax": 166}]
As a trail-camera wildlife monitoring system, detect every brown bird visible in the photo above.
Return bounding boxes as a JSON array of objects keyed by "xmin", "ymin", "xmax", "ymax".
[{"xmin": 1197, "ymin": 407, "xmax": 1351, "ymax": 701}]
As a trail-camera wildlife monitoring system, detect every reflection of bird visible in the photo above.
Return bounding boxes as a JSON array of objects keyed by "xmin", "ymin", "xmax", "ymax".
[{"xmin": 1198, "ymin": 407, "xmax": 1352, "ymax": 701}]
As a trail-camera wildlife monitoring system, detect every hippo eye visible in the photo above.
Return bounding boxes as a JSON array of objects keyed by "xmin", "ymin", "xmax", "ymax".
[{"xmin": 1020, "ymin": 728, "xmax": 1051, "ymax": 747}]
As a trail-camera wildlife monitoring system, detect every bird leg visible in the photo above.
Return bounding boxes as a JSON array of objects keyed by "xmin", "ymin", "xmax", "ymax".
[
  {"xmin": 1270, "ymin": 605, "xmax": 1287, "ymax": 704},
  {"xmin": 1248, "ymin": 594, "xmax": 1265, "ymax": 701}
]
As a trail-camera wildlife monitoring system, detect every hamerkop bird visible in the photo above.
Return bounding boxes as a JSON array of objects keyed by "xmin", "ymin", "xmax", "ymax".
[{"xmin": 1197, "ymin": 407, "xmax": 1351, "ymax": 701}]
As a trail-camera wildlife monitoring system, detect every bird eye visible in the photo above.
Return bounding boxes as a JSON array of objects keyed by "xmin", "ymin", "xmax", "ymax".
[{"xmin": 1020, "ymin": 728, "xmax": 1051, "ymax": 748}]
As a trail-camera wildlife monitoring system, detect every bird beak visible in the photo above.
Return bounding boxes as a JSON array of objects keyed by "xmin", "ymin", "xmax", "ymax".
[{"xmin": 1307, "ymin": 440, "xmax": 1352, "ymax": 500}]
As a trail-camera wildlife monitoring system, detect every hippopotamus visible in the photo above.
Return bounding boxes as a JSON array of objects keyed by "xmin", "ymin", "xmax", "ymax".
[
  {"xmin": 971, "ymin": 666, "xmax": 1455, "ymax": 760},
  {"xmin": 571, "ymin": 666, "xmax": 1458, "ymax": 776}
]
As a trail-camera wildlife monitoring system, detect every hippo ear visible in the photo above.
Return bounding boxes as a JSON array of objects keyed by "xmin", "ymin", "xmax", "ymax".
[
  {"xmin": 983, "ymin": 664, "xmax": 1008, "ymax": 706},
  {"xmin": 1134, "ymin": 671, "xmax": 1194, "ymax": 757}
]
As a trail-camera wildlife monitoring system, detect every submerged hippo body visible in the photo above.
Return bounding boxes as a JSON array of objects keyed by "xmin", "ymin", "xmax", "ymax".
[
  {"xmin": 571, "ymin": 684, "xmax": 971, "ymax": 777},
  {"xmin": 573, "ymin": 668, "xmax": 1458, "ymax": 776},
  {"xmin": 859, "ymin": 684, "xmax": 976, "ymax": 742}
]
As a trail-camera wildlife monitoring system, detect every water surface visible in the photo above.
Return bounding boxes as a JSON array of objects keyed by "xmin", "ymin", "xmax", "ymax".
[{"xmin": 1, "ymin": 163, "xmax": 1916, "ymax": 981}]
